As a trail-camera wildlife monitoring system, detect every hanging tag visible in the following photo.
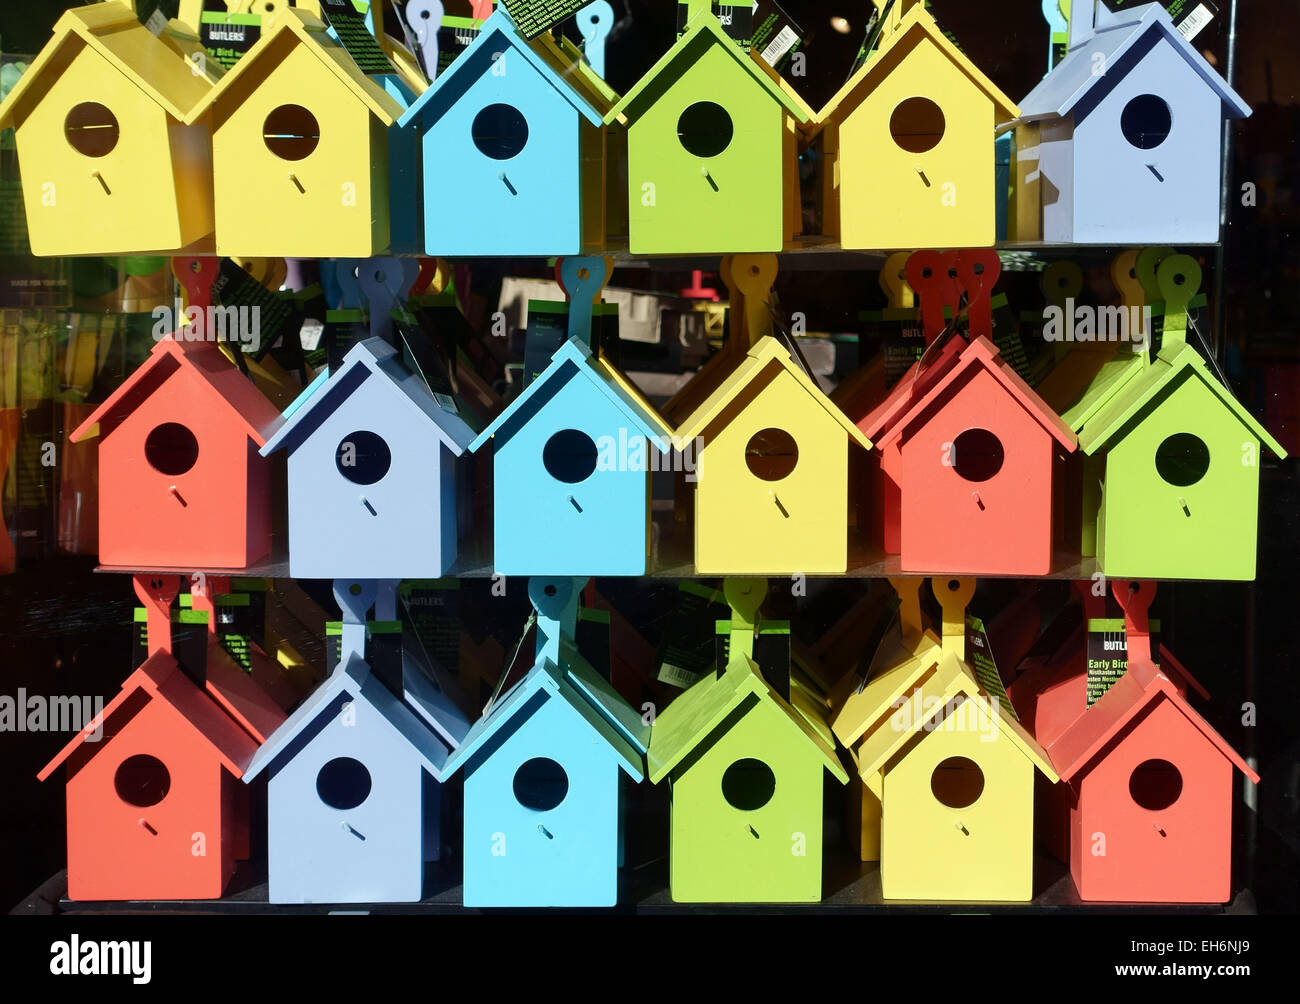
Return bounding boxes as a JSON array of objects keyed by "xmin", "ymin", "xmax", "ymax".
[
  {"xmin": 655, "ymin": 582, "xmax": 728, "ymax": 689},
  {"xmin": 320, "ymin": 0, "xmax": 399, "ymax": 74},
  {"xmin": 200, "ymin": 12, "xmax": 262, "ymax": 70},
  {"xmin": 1086, "ymin": 616, "xmax": 1162, "ymax": 706},
  {"xmin": 435, "ymin": 15, "xmax": 483, "ymax": 76},
  {"xmin": 501, "ymin": 0, "xmax": 590, "ymax": 39},
  {"xmin": 145, "ymin": 8, "xmax": 169, "ymax": 36},
  {"xmin": 210, "ymin": 258, "xmax": 295, "ymax": 357},
  {"xmin": 965, "ymin": 615, "xmax": 1018, "ymax": 721}
]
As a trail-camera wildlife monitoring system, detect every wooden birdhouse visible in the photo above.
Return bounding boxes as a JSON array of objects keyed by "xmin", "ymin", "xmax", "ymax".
[
  {"xmin": 1009, "ymin": 581, "xmax": 1256, "ymax": 902},
  {"xmin": 810, "ymin": 0, "xmax": 1018, "ymax": 249},
  {"xmin": 260, "ymin": 336, "xmax": 475, "ymax": 579},
  {"xmin": 397, "ymin": 10, "xmax": 614, "ymax": 256},
  {"xmin": 873, "ymin": 335, "xmax": 1076, "ymax": 575},
  {"xmin": 675, "ymin": 336, "xmax": 872, "ymax": 575},
  {"xmin": 1015, "ymin": 2, "xmax": 1251, "ymax": 244},
  {"xmin": 440, "ymin": 578, "xmax": 649, "ymax": 907},
  {"xmin": 839, "ymin": 578, "xmax": 1058, "ymax": 902},
  {"xmin": 70, "ymin": 336, "xmax": 284, "ymax": 570},
  {"xmin": 604, "ymin": 8, "xmax": 812, "ymax": 254},
  {"xmin": 646, "ymin": 579, "xmax": 848, "ymax": 903},
  {"xmin": 470, "ymin": 336, "xmax": 671, "ymax": 576},
  {"xmin": 38, "ymin": 575, "xmax": 286, "ymax": 901},
  {"xmin": 242, "ymin": 628, "xmax": 470, "ymax": 904},
  {"xmin": 0, "ymin": 3, "xmax": 217, "ymax": 257},
  {"xmin": 188, "ymin": 9, "xmax": 405, "ymax": 258}
]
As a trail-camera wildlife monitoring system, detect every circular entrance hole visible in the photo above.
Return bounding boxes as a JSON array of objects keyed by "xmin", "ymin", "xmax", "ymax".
[
  {"xmin": 931, "ymin": 756, "xmax": 984, "ymax": 809},
  {"xmin": 721, "ymin": 758, "xmax": 776, "ymax": 811},
  {"xmin": 890, "ymin": 97, "xmax": 945, "ymax": 154},
  {"xmin": 1121, "ymin": 94, "xmax": 1172, "ymax": 150},
  {"xmin": 336, "ymin": 431, "xmax": 392, "ymax": 485},
  {"xmin": 543, "ymin": 429, "xmax": 598, "ymax": 484},
  {"xmin": 513, "ymin": 757, "xmax": 568, "ymax": 811},
  {"xmin": 745, "ymin": 428, "xmax": 798, "ymax": 482},
  {"xmin": 1129, "ymin": 758, "xmax": 1182, "ymax": 810},
  {"xmin": 317, "ymin": 757, "xmax": 372, "ymax": 810},
  {"xmin": 115, "ymin": 754, "xmax": 171, "ymax": 807},
  {"xmin": 65, "ymin": 102, "xmax": 120, "ymax": 158},
  {"xmin": 145, "ymin": 423, "xmax": 199, "ymax": 476},
  {"xmin": 677, "ymin": 101, "xmax": 734, "ymax": 158},
  {"xmin": 951, "ymin": 428, "xmax": 1004, "ymax": 483},
  {"xmin": 1155, "ymin": 433, "xmax": 1210, "ymax": 487},
  {"xmin": 263, "ymin": 104, "xmax": 320, "ymax": 161},
  {"xmin": 472, "ymin": 103, "xmax": 529, "ymax": 160}
]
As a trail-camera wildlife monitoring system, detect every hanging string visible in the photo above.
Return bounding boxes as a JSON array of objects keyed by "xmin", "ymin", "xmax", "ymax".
[{"xmin": 482, "ymin": 611, "xmax": 538, "ymax": 718}]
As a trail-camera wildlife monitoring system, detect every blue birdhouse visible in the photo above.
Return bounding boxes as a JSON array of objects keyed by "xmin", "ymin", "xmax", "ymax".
[
  {"xmin": 470, "ymin": 336, "xmax": 671, "ymax": 576},
  {"xmin": 260, "ymin": 337, "xmax": 476, "ymax": 580},
  {"xmin": 242, "ymin": 644, "xmax": 470, "ymax": 904},
  {"xmin": 396, "ymin": 9, "xmax": 613, "ymax": 256},
  {"xmin": 1016, "ymin": 2, "xmax": 1250, "ymax": 243},
  {"xmin": 440, "ymin": 578, "xmax": 649, "ymax": 907}
]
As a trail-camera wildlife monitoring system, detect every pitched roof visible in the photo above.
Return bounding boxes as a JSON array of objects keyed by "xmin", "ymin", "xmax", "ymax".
[
  {"xmin": 812, "ymin": 4, "xmax": 1018, "ymax": 133},
  {"xmin": 243, "ymin": 652, "xmax": 463, "ymax": 782},
  {"xmin": 398, "ymin": 10, "xmax": 604, "ymax": 130},
  {"xmin": 70, "ymin": 337, "xmax": 284, "ymax": 447},
  {"xmin": 530, "ymin": 31, "xmax": 620, "ymax": 116},
  {"xmin": 646, "ymin": 655, "xmax": 847, "ymax": 786},
  {"xmin": 441, "ymin": 638, "xmax": 650, "ymax": 781},
  {"xmin": 0, "ymin": 4, "xmax": 217, "ymax": 131},
  {"xmin": 851, "ymin": 335, "xmax": 966, "ymax": 441},
  {"xmin": 605, "ymin": 11, "xmax": 811, "ymax": 126},
  {"xmin": 470, "ymin": 337, "xmax": 669, "ymax": 453},
  {"xmin": 831, "ymin": 629, "xmax": 944, "ymax": 750},
  {"xmin": 1080, "ymin": 341, "xmax": 1286, "ymax": 457},
  {"xmin": 674, "ymin": 336, "xmax": 873, "ymax": 450},
  {"xmin": 1036, "ymin": 346, "xmax": 1148, "ymax": 434},
  {"xmin": 875, "ymin": 336, "xmax": 1077, "ymax": 451},
  {"xmin": 188, "ymin": 8, "xmax": 404, "ymax": 125},
  {"xmin": 261, "ymin": 336, "xmax": 476, "ymax": 458},
  {"xmin": 38, "ymin": 651, "xmax": 270, "ymax": 783},
  {"xmin": 1017, "ymin": 2, "xmax": 1251, "ymax": 125}
]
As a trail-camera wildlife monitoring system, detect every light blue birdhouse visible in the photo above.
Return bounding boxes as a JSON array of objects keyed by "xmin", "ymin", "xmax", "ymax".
[
  {"xmin": 242, "ymin": 643, "xmax": 470, "ymax": 904},
  {"xmin": 1017, "ymin": 2, "xmax": 1250, "ymax": 244},
  {"xmin": 396, "ymin": 9, "xmax": 611, "ymax": 256},
  {"xmin": 470, "ymin": 336, "xmax": 671, "ymax": 576},
  {"xmin": 440, "ymin": 578, "xmax": 649, "ymax": 907},
  {"xmin": 261, "ymin": 337, "xmax": 475, "ymax": 579}
]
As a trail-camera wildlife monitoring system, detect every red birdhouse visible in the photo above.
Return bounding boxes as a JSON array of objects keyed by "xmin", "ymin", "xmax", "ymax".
[{"xmin": 71, "ymin": 336, "xmax": 284, "ymax": 569}]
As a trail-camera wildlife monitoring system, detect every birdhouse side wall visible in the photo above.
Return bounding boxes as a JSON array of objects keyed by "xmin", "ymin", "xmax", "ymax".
[
  {"xmin": 1037, "ymin": 115, "xmax": 1077, "ymax": 243},
  {"xmin": 1097, "ymin": 375, "xmax": 1262, "ymax": 579},
  {"xmin": 65, "ymin": 698, "xmax": 231, "ymax": 900},
  {"xmin": 1071, "ymin": 697, "xmax": 1237, "ymax": 902}
]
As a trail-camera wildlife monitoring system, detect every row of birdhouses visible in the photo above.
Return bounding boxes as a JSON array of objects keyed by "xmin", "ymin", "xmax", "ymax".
[{"xmin": 0, "ymin": 2, "xmax": 1249, "ymax": 258}]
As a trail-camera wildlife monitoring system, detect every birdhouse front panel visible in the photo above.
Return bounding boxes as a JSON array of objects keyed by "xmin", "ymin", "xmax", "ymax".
[
  {"xmin": 896, "ymin": 367, "xmax": 1057, "ymax": 574},
  {"xmin": 1096, "ymin": 375, "xmax": 1263, "ymax": 580},
  {"xmin": 668, "ymin": 699, "xmax": 827, "ymax": 903},
  {"xmin": 281, "ymin": 375, "xmax": 451, "ymax": 579},
  {"xmin": 209, "ymin": 44, "xmax": 390, "ymax": 258},
  {"xmin": 414, "ymin": 44, "xmax": 587, "ymax": 256},
  {"xmin": 96, "ymin": 363, "xmax": 270, "ymax": 569},
  {"xmin": 880, "ymin": 707, "xmax": 1038, "ymax": 902},
  {"xmin": 15, "ymin": 48, "xmax": 210, "ymax": 257},
  {"xmin": 836, "ymin": 40, "xmax": 997, "ymax": 249},
  {"xmin": 1070, "ymin": 698, "xmax": 1236, "ymax": 902},
  {"xmin": 263, "ymin": 694, "xmax": 429, "ymax": 904},
  {"xmin": 491, "ymin": 375, "xmax": 652, "ymax": 576},
  {"xmin": 64, "ymin": 698, "xmax": 233, "ymax": 901},
  {"xmin": 460, "ymin": 692, "xmax": 622, "ymax": 907},
  {"xmin": 623, "ymin": 51, "xmax": 787, "ymax": 254},
  {"xmin": 694, "ymin": 369, "xmax": 851, "ymax": 574},
  {"xmin": 1069, "ymin": 39, "xmax": 1224, "ymax": 244}
]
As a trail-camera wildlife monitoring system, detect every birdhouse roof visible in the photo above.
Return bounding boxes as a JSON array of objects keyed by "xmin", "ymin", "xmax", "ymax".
[
  {"xmin": 851, "ymin": 650, "xmax": 1058, "ymax": 797},
  {"xmin": 831, "ymin": 629, "xmax": 944, "ymax": 750},
  {"xmin": 875, "ymin": 336, "xmax": 1077, "ymax": 452},
  {"xmin": 1037, "ymin": 347, "xmax": 1147, "ymax": 434},
  {"xmin": 811, "ymin": 3, "xmax": 1018, "ymax": 134},
  {"xmin": 188, "ymin": 8, "xmax": 404, "ymax": 126},
  {"xmin": 1017, "ymin": 2, "xmax": 1251, "ymax": 125},
  {"xmin": 470, "ymin": 337, "xmax": 670, "ymax": 453},
  {"xmin": 530, "ymin": 30, "xmax": 621, "ymax": 117},
  {"xmin": 852, "ymin": 336, "xmax": 966, "ymax": 442},
  {"xmin": 37, "ymin": 649, "xmax": 283, "ymax": 783},
  {"xmin": 604, "ymin": 11, "xmax": 811, "ymax": 127},
  {"xmin": 646, "ymin": 655, "xmax": 847, "ymax": 785},
  {"xmin": 397, "ymin": 10, "xmax": 605, "ymax": 130},
  {"xmin": 261, "ymin": 336, "xmax": 476, "ymax": 458},
  {"xmin": 674, "ymin": 336, "xmax": 873, "ymax": 451},
  {"xmin": 0, "ymin": 4, "xmax": 217, "ymax": 131},
  {"xmin": 441, "ymin": 639, "xmax": 650, "ymax": 781},
  {"xmin": 70, "ymin": 336, "xmax": 284, "ymax": 446},
  {"xmin": 243, "ymin": 652, "xmax": 463, "ymax": 782},
  {"xmin": 1079, "ymin": 341, "xmax": 1286, "ymax": 458},
  {"xmin": 1041, "ymin": 657, "xmax": 1257, "ymax": 784}
]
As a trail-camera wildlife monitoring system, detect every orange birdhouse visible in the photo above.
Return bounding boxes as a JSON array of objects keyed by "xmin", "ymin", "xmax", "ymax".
[{"xmin": 71, "ymin": 335, "xmax": 284, "ymax": 570}]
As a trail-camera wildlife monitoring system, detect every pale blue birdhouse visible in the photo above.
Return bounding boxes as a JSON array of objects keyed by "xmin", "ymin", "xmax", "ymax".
[
  {"xmin": 470, "ymin": 337, "xmax": 671, "ymax": 576},
  {"xmin": 1017, "ymin": 2, "xmax": 1250, "ymax": 244},
  {"xmin": 242, "ymin": 648, "xmax": 470, "ymax": 904},
  {"xmin": 440, "ymin": 578, "xmax": 649, "ymax": 907},
  {"xmin": 261, "ymin": 337, "xmax": 475, "ymax": 580},
  {"xmin": 396, "ymin": 9, "xmax": 611, "ymax": 256}
]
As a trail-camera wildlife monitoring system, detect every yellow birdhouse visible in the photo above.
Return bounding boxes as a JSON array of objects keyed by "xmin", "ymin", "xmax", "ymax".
[
  {"xmin": 833, "ymin": 578, "xmax": 1058, "ymax": 902},
  {"xmin": 674, "ymin": 336, "xmax": 872, "ymax": 575},
  {"xmin": 810, "ymin": 2, "xmax": 1018, "ymax": 250},
  {"xmin": 188, "ymin": 9, "xmax": 404, "ymax": 258},
  {"xmin": 0, "ymin": 3, "xmax": 217, "ymax": 257}
]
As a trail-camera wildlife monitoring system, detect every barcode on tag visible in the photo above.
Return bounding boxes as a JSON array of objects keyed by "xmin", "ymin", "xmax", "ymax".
[
  {"xmin": 146, "ymin": 8, "xmax": 169, "ymax": 35},
  {"xmin": 657, "ymin": 662, "xmax": 704, "ymax": 690},
  {"xmin": 300, "ymin": 318, "xmax": 325, "ymax": 352},
  {"xmin": 761, "ymin": 25, "xmax": 799, "ymax": 66},
  {"xmin": 1176, "ymin": 4, "xmax": 1215, "ymax": 40},
  {"xmin": 433, "ymin": 393, "xmax": 459, "ymax": 413}
]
